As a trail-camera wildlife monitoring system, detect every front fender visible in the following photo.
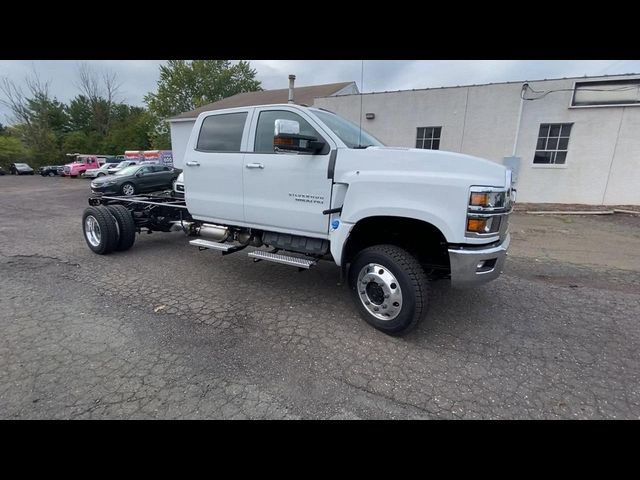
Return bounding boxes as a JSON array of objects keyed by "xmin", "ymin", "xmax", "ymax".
[{"xmin": 338, "ymin": 171, "xmax": 467, "ymax": 243}]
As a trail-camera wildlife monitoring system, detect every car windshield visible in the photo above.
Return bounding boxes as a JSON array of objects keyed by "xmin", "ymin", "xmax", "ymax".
[
  {"xmin": 311, "ymin": 109, "xmax": 384, "ymax": 149},
  {"xmin": 113, "ymin": 161, "xmax": 129, "ymax": 169},
  {"xmin": 115, "ymin": 165, "xmax": 140, "ymax": 176}
]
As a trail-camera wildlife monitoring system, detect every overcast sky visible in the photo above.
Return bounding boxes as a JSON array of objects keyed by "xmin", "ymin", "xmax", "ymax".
[{"xmin": 1, "ymin": 60, "xmax": 639, "ymax": 124}]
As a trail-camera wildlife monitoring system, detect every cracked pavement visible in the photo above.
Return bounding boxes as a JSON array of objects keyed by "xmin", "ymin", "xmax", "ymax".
[{"xmin": 1, "ymin": 176, "xmax": 639, "ymax": 419}]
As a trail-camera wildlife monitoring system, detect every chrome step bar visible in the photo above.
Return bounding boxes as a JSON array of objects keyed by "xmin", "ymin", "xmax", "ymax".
[
  {"xmin": 189, "ymin": 238, "xmax": 235, "ymax": 252},
  {"xmin": 248, "ymin": 250, "xmax": 316, "ymax": 269}
]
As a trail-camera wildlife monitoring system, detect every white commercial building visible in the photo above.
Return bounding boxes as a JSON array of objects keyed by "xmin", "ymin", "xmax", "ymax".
[{"xmin": 314, "ymin": 74, "xmax": 640, "ymax": 205}]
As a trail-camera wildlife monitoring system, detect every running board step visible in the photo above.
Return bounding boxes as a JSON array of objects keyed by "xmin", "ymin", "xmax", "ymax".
[
  {"xmin": 248, "ymin": 250, "xmax": 316, "ymax": 269},
  {"xmin": 189, "ymin": 238, "xmax": 235, "ymax": 252}
]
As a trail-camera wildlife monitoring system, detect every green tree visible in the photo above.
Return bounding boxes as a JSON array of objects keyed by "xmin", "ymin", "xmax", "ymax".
[
  {"xmin": 0, "ymin": 75, "xmax": 69, "ymax": 166},
  {"xmin": 66, "ymin": 95, "xmax": 94, "ymax": 132},
  {"xmin": 144, "ymin": 60, "xmax": 262, "ymax": 118},
  {"xmin": 102, "ymin": 105, "xmax": 154, "ymax": 153},
  {"xmin": 0, "ymin": 135, "xmax": 28, "ymax": 167}
]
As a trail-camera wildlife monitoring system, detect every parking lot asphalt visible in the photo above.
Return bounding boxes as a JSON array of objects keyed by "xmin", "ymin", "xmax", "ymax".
[{"xmin": 1, "ymin": 175, "xmax": 639, "ymax": 419}]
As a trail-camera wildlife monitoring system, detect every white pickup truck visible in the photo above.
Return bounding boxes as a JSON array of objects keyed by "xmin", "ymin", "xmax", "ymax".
[{"xmin": 82, "ymin": 103, "xmax": 514, "ymax": 335}]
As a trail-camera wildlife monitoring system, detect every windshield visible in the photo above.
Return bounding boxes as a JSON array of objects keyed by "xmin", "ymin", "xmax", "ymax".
[
  {"xmin": 113, "ymin": 161, "xmax": 129, "ymax": 169},
  {"xmin": 115, "ymin": 165, "xmax": 140, "ymax": 176},
  {"xmin": 311, "ymin": 109, "xmax": 384, "ymax": 148}
]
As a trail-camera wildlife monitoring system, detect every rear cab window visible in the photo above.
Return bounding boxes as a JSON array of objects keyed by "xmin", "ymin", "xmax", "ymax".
[{"xmin": 196, "ymin": 111, "xmax": 250, "ymax": 152}]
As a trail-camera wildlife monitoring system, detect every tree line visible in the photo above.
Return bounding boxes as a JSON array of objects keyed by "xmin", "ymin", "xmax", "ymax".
[{"xmin": 0, "ymin": 60, "xmax": 261, "ymax": 169}]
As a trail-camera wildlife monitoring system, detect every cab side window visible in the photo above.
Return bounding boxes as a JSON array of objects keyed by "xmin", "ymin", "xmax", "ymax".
[
  {"xmin": 197, "ymin": 112, "xmax": 248, "ymax": 152},
  {"xmin": 254, "ymin": 110, "xmax": 323, "ymax": 153}
]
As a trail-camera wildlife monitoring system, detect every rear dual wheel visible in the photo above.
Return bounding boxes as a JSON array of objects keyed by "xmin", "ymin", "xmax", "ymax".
[{"xmin": 82, "ymin": 205, "xmax": 136, "ymax": 254}]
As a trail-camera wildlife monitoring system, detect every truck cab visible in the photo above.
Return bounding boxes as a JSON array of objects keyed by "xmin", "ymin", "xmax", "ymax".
[{"xmin": 63, "ymin": 155, "xmax": 102, "ymax": 177}]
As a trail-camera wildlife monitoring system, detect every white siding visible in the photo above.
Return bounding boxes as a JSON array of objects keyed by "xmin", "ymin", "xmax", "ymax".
[{"xmin": 169, "ymin": 120, "xmax": 195, "ymax": 169}]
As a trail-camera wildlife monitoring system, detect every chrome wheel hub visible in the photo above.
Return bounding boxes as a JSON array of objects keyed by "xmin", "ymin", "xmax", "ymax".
[
  {"xmin": 85, "ymin": 215, "xmax": 101, "ymax": 247},
  {"xmin": 123, "ymin": 184, "xmax": 134, "ymax": 195},
  {"xmin": 357, "ymin": 263, "xmax": 403, "ymax": 321}
]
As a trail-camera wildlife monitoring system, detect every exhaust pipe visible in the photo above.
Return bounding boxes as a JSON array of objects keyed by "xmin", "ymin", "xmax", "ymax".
[
  {"xmin": 199, "ymin": 224, "xmax": 229, "ymax": 242},
  {"xmin": 288, "ymin": 74, "xmax": 296, "ymax": 104},
  {"xmin": 170, "ymin": 221, "xmax": 229, "ymax": 242}
]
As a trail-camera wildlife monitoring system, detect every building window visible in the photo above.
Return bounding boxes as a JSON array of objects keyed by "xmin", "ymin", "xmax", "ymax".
[
  {"xmin": 572, "ymin": 79, "xmax": 640, "ymax": 107},
  {"xmin": 416, "ymin": 127, "xmax": 441, "ymax": 150},
  {"xmin": 533, "ymin": 123, "xmax": 572, "ymax": 165}
]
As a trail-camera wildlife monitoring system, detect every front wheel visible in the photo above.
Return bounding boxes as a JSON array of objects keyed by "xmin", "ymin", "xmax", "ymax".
[
  {"xmin": 48, "ymin": 171, "xmax": 55, "ymax": 177},
  {"xmin": 121, "ymin": 182, "xmax": 136, "ymax": 196},
  {"xmin": 348, "ymin": 245, "xmax": 429, "ymax": 336}
]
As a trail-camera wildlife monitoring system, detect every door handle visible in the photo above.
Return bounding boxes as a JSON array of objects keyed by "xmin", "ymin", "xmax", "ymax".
[
  {"xmin": 245, "ymin": 163, "xmax": 264, "ymax": 169},
  {"xmin": 185, "ymin": 161, "xmax": 200, "ymax": 167}
]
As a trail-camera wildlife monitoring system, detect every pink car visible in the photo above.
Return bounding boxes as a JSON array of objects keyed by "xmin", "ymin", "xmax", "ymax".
[{"xmin": 62, "ymin": 155, "xmax": 103, "ymax": 177}]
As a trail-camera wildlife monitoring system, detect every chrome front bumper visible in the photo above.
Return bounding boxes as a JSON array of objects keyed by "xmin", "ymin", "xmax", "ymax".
[{"xmin": 448, "ymin": 233, "xmax": 510, "ymax": 288}]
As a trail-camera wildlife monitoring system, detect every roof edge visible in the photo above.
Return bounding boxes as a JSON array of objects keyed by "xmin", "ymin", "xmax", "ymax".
[{"xmin": 314, "ymin": 72, "xmax": 640, "ymax": 99}]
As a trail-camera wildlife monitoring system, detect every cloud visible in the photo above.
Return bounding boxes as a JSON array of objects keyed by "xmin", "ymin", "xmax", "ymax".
[{"xmin": 1, "ymin": 60, "xmax": 639, "ymax": 124}]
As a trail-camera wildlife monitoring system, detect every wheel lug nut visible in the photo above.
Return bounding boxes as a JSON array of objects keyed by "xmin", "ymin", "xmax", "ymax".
[
  {"xmin": 384, "ymin": 294, "xmax": 389, "ymax": 298},
  {"xmin": 382, "ymin": 304, "xmax": 387, "ymax": 309},
  {"xmin": 373, "ymin": 306, "xmax": 379, "ymax": 311}
]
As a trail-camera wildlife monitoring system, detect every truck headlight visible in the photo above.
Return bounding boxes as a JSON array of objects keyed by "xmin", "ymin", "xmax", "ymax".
[
  {"xmin": 466, "ymin": 216, "xmax": 502, "ymax": 234},
  {"xmin": 466, "ymin": 185, "xmax": 513, "ymax": 237},
  {"xmin": 469, "ymin": 190, "xmax": 506, "ymax": 209}
]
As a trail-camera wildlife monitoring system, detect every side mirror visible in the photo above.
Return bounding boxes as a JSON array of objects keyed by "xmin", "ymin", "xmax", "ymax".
[
  {"xmin": 136, "ymin": 172, "xmax": 143, "ymax": 177},
  {"xmin": 273, "ymin": 119, "xmax": 326, "ymax": 154}
]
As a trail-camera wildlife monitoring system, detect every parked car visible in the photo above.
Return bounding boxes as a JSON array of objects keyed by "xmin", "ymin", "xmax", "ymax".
[
  {"xmin": 9, "ymin": 163, "xmax": 35, "ymax": 175},
  {"xmin": 82, "ymin": 163, "xmax": 112, "ymax": 179},
  {"xmin": 90, "ymin": 164, "xmax": 180, "ymax": 196},
  {"xmin": 172, "ymin": 172, "xmax": 184, "ymax": 197},
  {"xmin": 107, "ymin": 160, "xmax": 138, "ymax": 175},
  {"xmin": 0, "ymin": 166, "xmax": 6, "ymax": 175},
  {"xmin": 39, "ymin": 165, "xmax": 64, "ymax": 176}
]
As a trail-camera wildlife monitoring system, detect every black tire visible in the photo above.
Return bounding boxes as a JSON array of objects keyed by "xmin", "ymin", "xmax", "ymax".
[
  {"xmin": 121, "ymin": 182, "xmax": 136, "ymax": 196},
  {"xmin": 97, "ymin": 172, "xmax": 105, "ymax": 177},
  {"xmin": 82, "ymin": 206, "xmax": 118, "ymax": 254},
  {"xmin": 348, "ymin": 244, "xmax": 429, "ymax": 336},
  {"xmin": 48, "ymin": 171, "xmax": 54, "ymax": 177},
  {"xmin": 106, "ymin": 204, "xmax": 136, "ymax": 252}
]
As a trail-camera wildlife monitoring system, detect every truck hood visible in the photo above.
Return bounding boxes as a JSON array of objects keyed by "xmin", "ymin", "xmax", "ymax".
[{"xmin": 342, "ymin": 146, "xmax": 508, "ymax": 187}]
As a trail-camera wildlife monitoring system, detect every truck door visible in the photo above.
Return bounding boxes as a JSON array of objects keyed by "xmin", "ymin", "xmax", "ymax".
[
  {"xmin": 243, "ymin": 108, "xmax": 334, "ymax": 238},
  {"xmin": 184, "ymin": 110, "xmax": 251, "ymax": 224}
]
